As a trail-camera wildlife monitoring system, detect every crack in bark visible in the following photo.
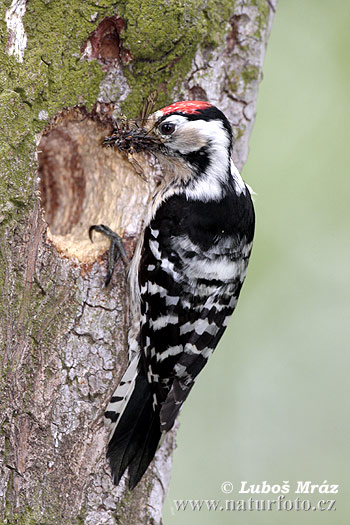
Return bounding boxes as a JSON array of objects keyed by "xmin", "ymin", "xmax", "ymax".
[{"xmin": 266, "ymin": 0, "xmax": 276, "ymax": 13}]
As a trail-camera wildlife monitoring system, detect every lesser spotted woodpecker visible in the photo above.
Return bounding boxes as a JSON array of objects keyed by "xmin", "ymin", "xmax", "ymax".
[{"xmin": 94, "ymin": 100, "xmax": 255, "ymax": 489}]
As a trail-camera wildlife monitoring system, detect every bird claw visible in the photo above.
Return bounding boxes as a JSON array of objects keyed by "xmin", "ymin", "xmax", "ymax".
[{"xmin": 89, "ymin": 224, "xmax": 129, "ymax": 286}]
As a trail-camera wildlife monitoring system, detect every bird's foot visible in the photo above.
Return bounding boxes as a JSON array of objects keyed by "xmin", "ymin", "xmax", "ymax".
[{"xmin": 89, "ymin": 224, "xmax": 129, "ymax": 286}]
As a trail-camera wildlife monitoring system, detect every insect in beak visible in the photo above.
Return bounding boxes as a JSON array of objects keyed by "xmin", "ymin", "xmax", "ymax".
[
  {"xmin": 102, "ymin": 127, "xmax": 162, "ymax": 154},
  {"xmin": 103, "ymin": 89, "xmax": 161, "ymax": 155}
]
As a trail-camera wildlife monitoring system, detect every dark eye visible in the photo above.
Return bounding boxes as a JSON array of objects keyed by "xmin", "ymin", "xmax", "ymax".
[{"xmin": 159, "ymin": 122, "xmax": 176, "ymax": 135}]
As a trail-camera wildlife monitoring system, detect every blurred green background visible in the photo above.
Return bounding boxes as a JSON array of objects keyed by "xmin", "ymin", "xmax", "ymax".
[{"xmin": 164, "ymin": 0, "xmax": 350, "ymax": 523}]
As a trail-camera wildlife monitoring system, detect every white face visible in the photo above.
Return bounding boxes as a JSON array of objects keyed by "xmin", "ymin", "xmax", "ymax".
[
  {"xmin": 143, "ymin": 109, "xmax": 244, "ymax": 202},
  {"xmin": 149, "ymin": 112, "xmax": 231, "ymax": 156}
]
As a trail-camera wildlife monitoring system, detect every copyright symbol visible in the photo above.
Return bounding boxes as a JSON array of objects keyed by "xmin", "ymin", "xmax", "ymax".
[{"xmin": 221, "ymin": 481, "xmax": 233, "ymax": 494}]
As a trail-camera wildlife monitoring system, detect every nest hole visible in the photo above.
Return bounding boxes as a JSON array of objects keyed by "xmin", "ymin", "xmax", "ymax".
[{"xmin": 37, "ymin": 108, "xmax": 148, "ymax": 263}]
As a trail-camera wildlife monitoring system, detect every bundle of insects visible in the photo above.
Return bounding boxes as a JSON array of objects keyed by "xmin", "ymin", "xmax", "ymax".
[
  {"xmin": 103, "ymin": 91, "xmax": 163, "ymax": 178},
  {"xmin": 103, "ymin": 126, "xmax": 162, "ymax": 154}
]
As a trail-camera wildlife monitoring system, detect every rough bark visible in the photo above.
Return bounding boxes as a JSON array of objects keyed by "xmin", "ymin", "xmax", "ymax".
[{"xmin": 0, "ymin": 0, "xmax": 275, "ymax": 523}]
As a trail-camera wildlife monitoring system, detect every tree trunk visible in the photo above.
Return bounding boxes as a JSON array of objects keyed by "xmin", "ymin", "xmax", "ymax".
[{"xmin": 0, "ymin": 0, "xmax": 275, "ymax": 523}]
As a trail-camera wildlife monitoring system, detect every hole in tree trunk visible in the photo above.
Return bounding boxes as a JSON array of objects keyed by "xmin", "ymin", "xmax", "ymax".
[{"xmin": 37, "ymin": 108, "xmax": 149, "ymax": 263}]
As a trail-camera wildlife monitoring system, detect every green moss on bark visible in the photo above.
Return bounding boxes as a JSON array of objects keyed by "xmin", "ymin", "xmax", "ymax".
[
  {"xmin": 0, "ymin": 0, "xmax": 117, "ymax": 223},
  {"xmin": 1, "ymin": 1, "xmax": 116, "ymax": 120},
  {"xmin": 241, "ymin": 64, "xmax": 260, "ymax": 85},
  {"xmin": 250, "ymin": 0, "xmax": 270, "ymax": 38},
  {"xmin": 119, "ymin": 0, "xmax": 234, "ymax": 115},
  {"xmin": 0, "ymin": 90, "xmax": 35, "ymax": 215}
]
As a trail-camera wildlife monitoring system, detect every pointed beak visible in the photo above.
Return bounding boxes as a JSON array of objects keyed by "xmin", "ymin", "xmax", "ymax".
[{"xmin": 103, "ymin": 125, "xmax": 162, "ymax": 153}]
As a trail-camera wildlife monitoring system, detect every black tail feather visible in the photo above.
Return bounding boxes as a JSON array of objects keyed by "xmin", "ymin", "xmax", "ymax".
[
  {"xmin": 128, "ymin": 408, "xmax": 161, "ymax": 489},
  {"xmin": 107, "ymin": 366, "xmax": 161, "ymax": 488}
]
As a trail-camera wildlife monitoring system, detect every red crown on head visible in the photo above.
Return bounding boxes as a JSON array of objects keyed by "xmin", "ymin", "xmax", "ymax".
[{"xmin": 160, "ymin": 100, "xmax": 212, "ymax": 116}]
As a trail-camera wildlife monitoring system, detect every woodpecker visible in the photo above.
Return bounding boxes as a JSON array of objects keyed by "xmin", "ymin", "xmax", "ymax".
[{"xmin": 92, "ymin": 100, "xmax": 255, "ymax": 489}]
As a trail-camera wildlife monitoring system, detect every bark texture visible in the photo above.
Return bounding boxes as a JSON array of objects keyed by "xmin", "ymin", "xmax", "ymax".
[{"xmin": 0, "ymin": 0, "xmax": 275, "ymax": 523}]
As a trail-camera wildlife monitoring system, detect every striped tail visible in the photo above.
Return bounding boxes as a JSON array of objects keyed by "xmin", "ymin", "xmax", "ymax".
[{"xmin": 105, "ymin": 356, "xmax": 162, "ymax": 489}]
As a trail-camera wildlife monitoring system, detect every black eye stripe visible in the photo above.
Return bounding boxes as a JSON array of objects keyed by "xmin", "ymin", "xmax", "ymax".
[{"xmin": 159, "ymin": 122, "xmax": 176, "ymax": 135}]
